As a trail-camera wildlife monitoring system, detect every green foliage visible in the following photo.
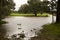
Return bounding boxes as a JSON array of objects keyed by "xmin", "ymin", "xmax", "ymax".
[
  {"xmin": 18, "ymin": 0, "xmax": 50, "ymax": 16},
  {"xmin": 18, "ymin": 0, "xmax": 57, "ymax": 16},
  {"xmin": 28, "ymin": 0, "xmax": 50, "ymax": 13},
  {"xmin": 18, "ymin": 4, "xmax": 29, "ymax": 13},
  {"xmin": 0, "ymin": 0, "xmax": 15, "ymax": 19},
  {"xmin": 28, "ymin": 0, "xmax": 41, "ymax": 15}
]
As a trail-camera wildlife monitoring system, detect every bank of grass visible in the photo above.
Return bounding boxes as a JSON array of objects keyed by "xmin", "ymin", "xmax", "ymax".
[
  {"xmin": 10, "ymin": 13, "xmax": 49, "ymax": 17},
  {"xmin": 0, "ymin": 21, "xmax": 7, "ymax": 25},
  {"xmin": 31, "ymin": 23, "xmax": 60, "ymax": 40}
]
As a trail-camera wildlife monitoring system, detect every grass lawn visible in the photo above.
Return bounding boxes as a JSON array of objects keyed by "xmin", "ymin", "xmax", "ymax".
[
  {"xmin": 40, "ymin": 23, "xmax": 60, "ymax": 40},
  {"xmin": 31, "ymin": 23, "xmax": 60, "ymax": 40},
  {"xmin": 42, "ymin": 23, "xmax": 60, "ymax": 35},
  {"xmin": 10, "ymin": 13, "xmax": 49, "ymax": 17}
]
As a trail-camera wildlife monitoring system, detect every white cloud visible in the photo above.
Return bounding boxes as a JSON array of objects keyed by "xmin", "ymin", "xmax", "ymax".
[{"xmin": 13, "ymin": 0, "xmax": 28, "ymax": 11}]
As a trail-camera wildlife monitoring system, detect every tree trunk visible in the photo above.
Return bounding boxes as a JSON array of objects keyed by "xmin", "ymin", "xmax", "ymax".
[
  {"xmin": 56, "ymin": 0, "xmax": 60, "ymax": 23},
  {"xmin": 35, "ymin": 13, "xmax": 37, "ymax": 16},
  {"xmin": 34, "ymin": 11, "xmax": 37, "ymax": 16}
]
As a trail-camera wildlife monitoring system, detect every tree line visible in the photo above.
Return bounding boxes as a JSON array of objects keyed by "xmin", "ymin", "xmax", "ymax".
[{"xmin": 18, "ymin": 0, "xmax": 57, "ymax": 16}]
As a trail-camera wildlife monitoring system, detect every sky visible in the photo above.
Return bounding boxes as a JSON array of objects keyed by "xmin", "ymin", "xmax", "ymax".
[
  {"xmin": 13, "ymin": 0, "xmax": 51, "ymax": 11},
  {"xmin": 13, "ymin": 0, "xmax": 28, "ymax": 11}
]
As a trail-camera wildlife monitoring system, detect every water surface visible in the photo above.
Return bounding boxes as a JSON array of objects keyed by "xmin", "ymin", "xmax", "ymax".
[{"xmin": 3, "ymin": 15, "xmax": 56, "ymax": 40}]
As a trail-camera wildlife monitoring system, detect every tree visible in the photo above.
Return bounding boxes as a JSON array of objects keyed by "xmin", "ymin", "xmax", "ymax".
[
  {"xmin": 18, "ymin": 0, "xmax": 50, "ymax": 16},
  {"xmin": 28, "ymin": 0, "xmax": 50, "ymax": 16},
  {"xmin": 28, "ymin": 0, "xmax": 41, "ymax": 16},
  {"xmin": 0, "ymin": 0, "xmax": 15, "ymax": 21},
  {"xmin": 40, "ymin": 0, "xmax": 50, "ymax": 13},
  {"xmin": 18, "ymin": 4, "xmax": 29, "ymax": 14},
  {"xmin": 0, "ymin": 0, "xmax": 15, "ymax": 40},
  {"xmin": 56, "ymin": 0, "xmax": 60, "ymax": 23},
  {"xmin": 47, "ymin": 0, "xmax": 57, "ymax": 23}
]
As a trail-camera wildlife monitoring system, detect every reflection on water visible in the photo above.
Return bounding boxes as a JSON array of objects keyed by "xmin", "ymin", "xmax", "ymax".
[{"xmin": 3, "ymin": 15, "xmax": 56, "ymax": 40}]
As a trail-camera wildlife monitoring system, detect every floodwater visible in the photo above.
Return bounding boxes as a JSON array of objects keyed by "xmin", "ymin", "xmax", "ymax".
[{"xmin": 3, "ymin": 15, "xmax": 56, "ymax": 40}]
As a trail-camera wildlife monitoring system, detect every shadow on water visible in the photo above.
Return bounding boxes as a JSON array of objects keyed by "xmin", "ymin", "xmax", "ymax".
[{"xmin": 0, "ymin": 25, "xmax": 7, "ymax": 40}]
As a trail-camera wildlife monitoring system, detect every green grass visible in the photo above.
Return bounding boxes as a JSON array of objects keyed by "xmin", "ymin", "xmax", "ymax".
[
  {"xmin": 31, "ymin": 23, "xmax": 60, "ymax": 40},
  {"xmin": 42, "ymin": 23, "xmax": 60, "ymax": 35},
  {"xmin": 10, "ymin": 13, "xmax": 49, "ymax": 17},
  {"xmin": 0, "ymin": 21, "xmax": 8, "ymax": 25}
]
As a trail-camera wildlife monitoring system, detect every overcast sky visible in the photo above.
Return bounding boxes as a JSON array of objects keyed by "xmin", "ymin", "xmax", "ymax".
[
  {"xmin": 13, "ymin": 0, "xmax": 28, "ymax": 11},
  {"xmin": 13, "ymin": 0, "xmax": 52, "ymax": 11}
]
